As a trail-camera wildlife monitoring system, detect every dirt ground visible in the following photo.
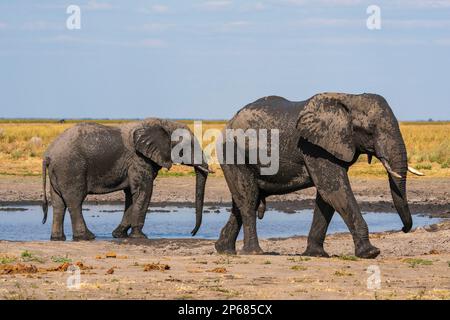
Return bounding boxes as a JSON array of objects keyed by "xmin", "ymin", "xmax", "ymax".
[
  {"xmin": 0, "ymin": 176, "xmax": 449, "ymax": 300},
  {"xmin": 0, "ymin": 221, "xmax": 449, "ymax": 300}
]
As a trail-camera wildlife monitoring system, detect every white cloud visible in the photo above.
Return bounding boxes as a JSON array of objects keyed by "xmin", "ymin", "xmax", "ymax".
[
  {"xmin": 434, "ymin": 38, "xmax": 450, "ymax": 45},
  {"xmin": 289, "ymin": 18, "xmax": 450, "ymax": 29},
  {"xmin": 221, "ymin": 20, "xmax": 252, "ymax": 31},
  {"xmin": 41, "ymin": 35, "xmax": 167, "ymax": 48},
  {"xmin": 283, "ymin": 0, "xmax": 361, "ymax": 6},
  {"xmin": 299, "ymin": 36, "xmax": 427, "ymax": 46},
  {"xmin": 320, "ymin": 0, "xmax": 362, "ymax": 4},
  {"xmin": 84, "ymin": 0, "xmax": 115, "ymax": 11},
  {"xmin": 134, "ymin": 23, "xmax": 175, "ymax": 32},
  {"xmin": 199, "ymin": 0, "xmax": 233, "ymax": 10},
  {"xmin": 151, "ymin": 4, "xmax": 169, "ymax": 13},
  {"xmin": 385, "ymin": 19, "xmax": 450, "ymax": 28},
  {"xmin": 395, "ymin": 0, "xmax": 450, "ymax": 8},
  {"xmin": 241, "ymin": 2, "xmax": 267, "ymax": 11},
  {"xmin": 291, "ymin": 18, "xmax": 362, "ymax": 28},
  {"xmin": 138, "ymin": 38, "xmax": 167, "ymax": 48},
  {"xmin": 138, "ymin": 4, "xmax": 170, "ymax": 14},
  {"xmin": 42, "ymin": 35, "xmax": 89, "ymax": 44},
  {"xmin": 22, "ymin": 20, "xmax": 62, "ymax": 31}
]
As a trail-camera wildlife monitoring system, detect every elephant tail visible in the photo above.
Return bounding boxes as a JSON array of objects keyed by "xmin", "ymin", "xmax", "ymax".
[{"xmin": 42, "ymin": 157, "xmax": 49, "ymax": 224}]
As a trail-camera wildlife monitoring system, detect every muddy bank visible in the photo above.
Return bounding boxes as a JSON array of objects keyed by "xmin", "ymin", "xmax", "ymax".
[
  {"xmin": 0, "ymin": 221, "xmax": 449, "ymax": 300},
  {"xmin": 0, "ymin": 176, "xmax": 448, "ymax": 216}
]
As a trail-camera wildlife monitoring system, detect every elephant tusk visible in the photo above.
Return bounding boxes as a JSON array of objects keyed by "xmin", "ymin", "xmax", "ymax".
[
  {"xmin": 408, "ymin": 166, "xmax": 425, "ymax": 176},
  {"xmin": 380, "ymin": 158, "xmax": 402, "ymax": 179}
]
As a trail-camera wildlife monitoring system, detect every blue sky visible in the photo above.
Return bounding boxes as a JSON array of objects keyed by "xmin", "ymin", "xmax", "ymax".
[{"xmin": 0, "ymin": 0, "xmax": 449, "ymax": 120}]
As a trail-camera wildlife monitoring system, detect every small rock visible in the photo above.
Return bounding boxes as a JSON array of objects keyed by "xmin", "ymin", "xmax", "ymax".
[
  {"xmin": 208, "ymin": 267, "xmax": 227, "ymax": 273},
  {"xmin": 105, "ymin": 252, "xmax": 117, "ymax": 258},
  {"xmin": 106, "ymin": 268, "xmax": 115, "ymax": 275}
]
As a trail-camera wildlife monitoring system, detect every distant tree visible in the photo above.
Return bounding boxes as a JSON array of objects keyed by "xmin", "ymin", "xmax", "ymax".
[{"xmin": 428, "ymin": 118, "xmax": 433, "ymax": 122}]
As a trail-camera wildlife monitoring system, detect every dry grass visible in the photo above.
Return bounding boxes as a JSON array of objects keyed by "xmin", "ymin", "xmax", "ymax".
[
  {"xmin": 349, "ymin": 122, "xmax": 450, "ymax": 178},
  {"xmin": 0, "ymin": 120, "xmax": 448, "ymax": 178}
]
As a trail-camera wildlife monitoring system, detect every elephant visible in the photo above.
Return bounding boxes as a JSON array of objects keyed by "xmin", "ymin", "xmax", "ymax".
[
  {"xmin": 41, "ymin": 118, "xmax": 209, "ymax": 241},
  {"xmin": 215, "ymin": 92, "xmax": 423, "ymax": 258}
]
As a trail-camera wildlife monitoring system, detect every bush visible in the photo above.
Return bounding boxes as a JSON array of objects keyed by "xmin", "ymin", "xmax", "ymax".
[{"xmin": 415, "ymin": 163, "xmax": 432, "ymax": 170}]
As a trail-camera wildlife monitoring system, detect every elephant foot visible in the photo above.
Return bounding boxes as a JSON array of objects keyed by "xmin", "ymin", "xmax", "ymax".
[
  {"xmin": 112, "ymin": 226, "xmax": 129, "ymax": 239},
  {"xmin": 302, "ymin": 245, "xmax": 329, "ymax": 258},
  {"xmin": 50, "ymin": 234, "xmax": 66, "ymax": 241},
  {"xmin": 129, "ymin": 228, "xmax": 148, "ymax": 239},
  {"xmin": 215, "ymin": 240, "xmax": 237, "ymax": 255},
  {"xmin": 355, "ymin": 244, "xmax": 380, "ymax": 259},
  {"xmin": 240, "ymin": 245, "xmax": 264, "ymax": 255},
  {"xmin": 73, "ymin": 230, "xmax": 96, "ymax": 241}
]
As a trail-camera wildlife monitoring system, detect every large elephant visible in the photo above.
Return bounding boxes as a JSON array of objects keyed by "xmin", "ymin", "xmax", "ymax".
[
  {"xmin": 42, "ymin": 118, "xmax": 209, "ymax": 241},
  {"xmin": 215, "ymin": 93, "xmax": 423, "ymax": 258}
]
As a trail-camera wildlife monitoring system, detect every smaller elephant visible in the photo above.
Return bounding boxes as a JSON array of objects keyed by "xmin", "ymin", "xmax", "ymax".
[{"xmin": 42, "ymin": 118, "xmax": 209, "ymax": 241}]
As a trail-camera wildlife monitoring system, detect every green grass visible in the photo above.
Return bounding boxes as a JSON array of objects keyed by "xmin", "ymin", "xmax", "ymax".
[
  {"xmin": 291, "ymin": 265, "xmax": 307, "ymax": 271},
  {"xmin": 0, "ymin": 256, "xmax": 16, "ymax": 264},
  {"xmin": 158, "ymin": 169, "xmax": 196, "ymax": 177},
  {"xmin": 21, "ymin": 250, "xmax": 44, "ymax": 263},
  {"xmin": 415, "ymin": 163, "xmax": 432, "ymax": 170},
  {"xmin": 334, "ymin": 270, "xmax": 353, "ymax": 276},
  {"xmin": 51, "ymin": 255, "xmax": 72, "ymax": 263},
  {"xmin": 337, "ymin": 255, "xmax": 359, "ymax": 261},
  {"xmin": 287, "ymin": 257, "xmax": 311, "ymax": 263},
  {"xmin": 21, "ymin": 250, "xmax": 32, "ymax": 259},
  {"xmin": 403, "ymin": 258, "xmax": 433, "ymax": 268}
]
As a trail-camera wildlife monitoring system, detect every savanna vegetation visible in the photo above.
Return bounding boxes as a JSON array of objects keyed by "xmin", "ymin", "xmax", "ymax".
[{"xmin": 0, "ymin": 120, "xmax": 448, "ymax": 178}]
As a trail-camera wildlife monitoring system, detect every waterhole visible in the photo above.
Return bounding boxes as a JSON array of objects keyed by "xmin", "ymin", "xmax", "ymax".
[{"xmin": 0, "ymin": 205, "xmax": 441, "ymax": 241}]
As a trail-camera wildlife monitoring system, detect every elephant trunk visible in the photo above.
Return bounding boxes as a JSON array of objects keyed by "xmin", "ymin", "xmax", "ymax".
[
  {"xmin": 190, "ymin": 133, "xmax": 209, "ymax": 236},
  {"xmin": 377, "ymin": 135, "xmax": 412, "ymax": 233},
  {"xmin": 192, "ymin": 163, "xmax": 208, "ymax": 236}
]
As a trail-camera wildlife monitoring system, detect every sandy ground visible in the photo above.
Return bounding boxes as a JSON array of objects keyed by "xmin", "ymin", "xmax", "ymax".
[
  {"xmin": 0, "ymin": 176, "xmax": 449, "ymax": 300},
  {"xmin": 0, "ymin": 221, "xmax": 449, "ymax": 300}
]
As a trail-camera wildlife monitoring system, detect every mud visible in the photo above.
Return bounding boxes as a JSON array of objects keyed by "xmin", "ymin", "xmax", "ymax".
[{"xmin": 0, "ymin": 176, "xmax": 448, "ymax": 217}]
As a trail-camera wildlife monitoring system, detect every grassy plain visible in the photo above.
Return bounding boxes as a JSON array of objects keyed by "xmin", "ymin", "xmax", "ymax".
[{"xmin": 0, "ymin": 120, "xmax": 448, "ymax": 178}]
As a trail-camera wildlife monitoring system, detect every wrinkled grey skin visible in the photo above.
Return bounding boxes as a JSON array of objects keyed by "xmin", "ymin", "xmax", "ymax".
[
  {"xmin": 215, "ymin": 93, "xmax": 412, "ymax": 259},
  {"xmin": 42, "ymin": 118, "xmax": 208, "ymax": 241}
]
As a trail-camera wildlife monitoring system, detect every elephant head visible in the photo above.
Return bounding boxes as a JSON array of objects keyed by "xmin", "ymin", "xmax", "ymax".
[
  {"xmin": 296, "ymin": 93, "xmax": 423, "ymax": 233},
  {"xmin": 132, "ymin": 118, "xmax": 209, "ymax": 236}
]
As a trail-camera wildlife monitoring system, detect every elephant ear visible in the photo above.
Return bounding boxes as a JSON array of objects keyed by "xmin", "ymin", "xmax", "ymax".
[
  {"xmin": 133, "ymin": 125, "xmax": 172, "ymax": 169},
  {"xmin": 296, "ymin": 95, "xmax": 355, "ymax": 162}
]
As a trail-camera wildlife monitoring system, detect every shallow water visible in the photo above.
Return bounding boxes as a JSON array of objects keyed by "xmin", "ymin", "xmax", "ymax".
[{"xmin": 0, "ymin": 205, "xmax": 441, "ymax": 241}]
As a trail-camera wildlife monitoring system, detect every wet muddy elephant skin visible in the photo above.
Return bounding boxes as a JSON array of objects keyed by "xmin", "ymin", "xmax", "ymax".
[
  {"xmin": 42, "ymin": 118, "xmax": 208, "ymax": 241},
  {"xmin": 215, "ymin": 93, "xmax": 413, "ymax": 259}
]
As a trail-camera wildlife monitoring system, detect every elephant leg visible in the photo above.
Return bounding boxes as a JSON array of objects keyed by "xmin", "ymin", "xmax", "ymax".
[
  {"xmin": 129, "ymin": 183, "xmax": 153, "ymax": 239},
  {"xmin": 50, "ymin": 187, "xmax": 67, "ymax": 241},
  {"xmin": 303, "ymin": 194, "xmax": 335, "ymax": 257},
  {"xmin": 112, "ymin": 188, "xmax": 133, "ymax": 238},
  {"xmin": 328, "ymin": 192, "xmax": 379, "ymax": 258},
  {"xmin": 215, "ymin": 199, "xmax": 242, "ymax": 255},
  {"xmin": 240, "ymin": 204, "xmax": 263, "ymax": 255},
  {"xmin": 220, "ymin": 164, "xmax": 262, "ymax": 255},
  {"xmin": 303, "ymin": 148, "xmax": 380, "ymax": 259},
  {"xmin": 67, "ymin": 195, "xmax": 95, "ymax": 241}
]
